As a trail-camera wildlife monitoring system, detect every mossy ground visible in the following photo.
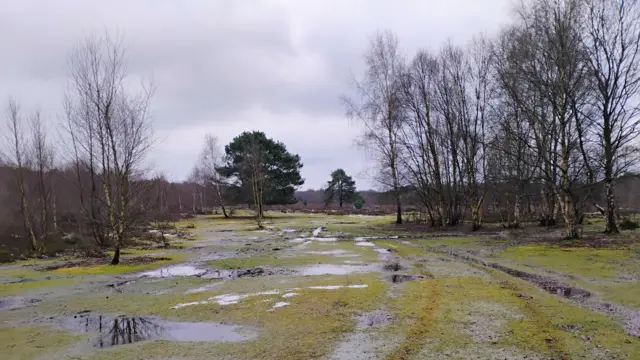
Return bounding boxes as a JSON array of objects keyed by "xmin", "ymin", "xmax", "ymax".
[{"xmin": 1, "ymin": 213, "xmax": 639, "ymax": 360}]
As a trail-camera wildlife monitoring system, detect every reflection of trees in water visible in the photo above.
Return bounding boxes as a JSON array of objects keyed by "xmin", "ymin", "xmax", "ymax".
[{"xmin": 81, "ymin": 316, "xmax": 164, "ymax": 347}]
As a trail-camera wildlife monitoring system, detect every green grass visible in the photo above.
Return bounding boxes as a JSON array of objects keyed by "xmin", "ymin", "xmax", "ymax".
[
  {"xmin": 0, "ymin": 277, "xmax": 78, "ymax": 296},
  {"xmin": 21, "ymin": 274, "xmax": 387, "ymax": 360},
  {"xmin": 0, "ymin": 325, "xmax": 81, "ymax": 360},
  {"xmin": 499, "ymin": 245, "xmax": 636, "ymax": 279},
  {"xmin": 386, "ymin": 274, "xmax": 640, "ymax": 359},
  {"xmin": 588, "ymin": 282, "xmax": 640, "ymax": 308},
  {"xmin": 50, "ymin": 255, "xmax": 184, "ymax": 276}
]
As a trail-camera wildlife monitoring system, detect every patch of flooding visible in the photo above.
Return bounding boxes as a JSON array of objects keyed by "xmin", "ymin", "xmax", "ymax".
[
  {"xmin": 201, "ymin": 267, "xmax": 292, "ymax": 280},
  {"xmin": 267, "ymin": 302, "xmax": 290, "ymax": 311},
  {"xmin": 355, "ymin": 241, "xmax": 376, "ymax": 247},
  {"xmin": 304, "ymin": 250, "xmax": 351, "ymax": 255},
  {"xmin": 308, "ymin": 285, "xmax": 369, "ymax": 290},
  {"xmin": 312, "ymin": 227, "xmax": 325, "ymax": 237},
  {"xmin": 171, "ymin": 285, "xmax": 368, "ymax": 309},
  {"xmin": 354, "ymin": 236, "xmax": 399, "ymax": 241},
  {"xmin": 139, "ymin": 265, "xmax": 206, "ymax": 278},
  {"xmin": 299, "ymin": 264, "xmax": 376, "ymax": 276},
  {"xmin": 184, "ymin": 282, "xmax": 222, "ymax": 294},
  {"xmin": 356, "ymin": 241, "xmax": 393, "ymax": 257},
  {"xmin": 0, "ymin": 296, "xmax": 41, "ymax": 311},
  {"xmin": 59, "ymin": 314, "xmax": 257, "ymax": 347}
]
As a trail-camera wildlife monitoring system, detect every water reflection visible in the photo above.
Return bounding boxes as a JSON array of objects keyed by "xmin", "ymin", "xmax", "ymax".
[
  {"xmin": 69, "ymin": 314, "xmax": 257, "ymax": 347},
  {"xmin": 77, "ymin": 315, "xmax": 164, "ymax": 347}
]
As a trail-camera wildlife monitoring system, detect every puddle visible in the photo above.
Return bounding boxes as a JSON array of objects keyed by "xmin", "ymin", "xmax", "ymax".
[
  {"xmin": 312, "ymin": 227, "xmax": 325, "ymax": 237},
  {"xmin": 201, "ymin": 267, "xmax": 291, "ymax": 280},
  {"xmin": 300, "ymin": 264, "xmax": 376, "ymax": 276},
  {"xmin": 172, "ymin": 285, "xmax": 368, "ymax": 309},
  {"xmin": 488, "ymin": 263, "xmax": 591, "ymax": 299},
  {"xmin": 437, "ymin": 250, "xmax": 593, "ymax": 301},
  {"xmin": 354, "ymin": 236, "xmax": 399, "ymax": 241},
  {"xmin": 356, "ymin": 241, "xmax": 393, "ymax": 256},
  {"xmin": 291, "ymin": 237, "xmax": 337, "ymax": 243},
  {"xmin": 355, "ymin": 242, "xmax": 376, "ymax": 247},
  {"xmin": 281, "ymin": 228, "xmax": 297, "ymax": 233},
  {"xmin": 139, "ymin": 265, "xmax": 206, "ymax": 278},
  {"xmin": 59, "ymin": 314, "xmax": 257, "ymax": 347},
  {"xmin": 305, "ymin": 250, "xmax": 351, "ymax": 255},
  {"xmin": 0, "ymin": 296, "xmax": 41, "ymax": 311},
  {"xmin": 172, "ymin": 290, "xmax": 281, "ymax": 309},
  {"xmin": 308, "ymin": 285, "xmax": 369, "ymax": 290},
  {"xmin": 184, "ymin": 282, "xmax": 222, "ymax": 294},
  {"xmin": 373, "ymin": 248, "xmax": 392, "ymax": 254},
  {"xmin": 267, "ymin": 302, "xmax": 290, "ymax": 311}
]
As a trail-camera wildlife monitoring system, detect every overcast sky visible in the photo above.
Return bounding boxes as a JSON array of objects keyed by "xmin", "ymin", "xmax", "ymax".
[{"xmin": 0, "ymin": 0, "xmax": 512, "ymax": 190}]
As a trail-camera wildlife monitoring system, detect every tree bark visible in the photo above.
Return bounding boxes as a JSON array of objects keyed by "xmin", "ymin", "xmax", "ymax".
[
  {"xmin": 111, "ymin": 244, "xmax": 121, "ymax": 265},
  {"xmin": 604, "ymin": 177, "xmax": 618, "ymax": 233}
]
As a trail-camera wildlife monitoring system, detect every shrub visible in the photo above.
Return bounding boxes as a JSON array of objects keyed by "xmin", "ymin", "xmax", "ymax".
[{"xmin": 619, "ymin": 218, "xmax": 639, "ymax": 230}]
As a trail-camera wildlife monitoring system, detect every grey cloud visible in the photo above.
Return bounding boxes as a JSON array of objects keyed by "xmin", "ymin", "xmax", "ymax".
[{"xmin": 0, "ymin": 0, "xmax": 511, "ymax": 189}]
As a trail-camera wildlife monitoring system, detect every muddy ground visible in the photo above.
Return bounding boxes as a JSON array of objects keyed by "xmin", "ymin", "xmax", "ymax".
[{"xmin": 1, "ymin": 213, "xmax": 639, "ymax": 360}]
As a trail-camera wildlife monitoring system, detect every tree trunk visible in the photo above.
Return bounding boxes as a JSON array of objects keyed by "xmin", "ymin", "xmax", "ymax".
[
  {"xmin": 52, "ymin": 191, "xmax": 58, "ymax": 232},
  {"xmin": 111, "ymin": 244, "xmax": 121, "ymax": 265},
  {"xmin": 395, "ymin": 197, "xmax": 402, "ymax": 225},
  {"xmin": 18, "ymin": 172, "xmax": 38, "ymax": 251},
  {"xmin": 604, "ymin": 177, "xmax": 618, "ymax": 233}
]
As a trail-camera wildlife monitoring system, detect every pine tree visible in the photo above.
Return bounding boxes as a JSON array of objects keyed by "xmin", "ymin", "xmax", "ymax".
[{"xmin": 324, "ymin": 169, "xmax": 357, "ymax": 207}]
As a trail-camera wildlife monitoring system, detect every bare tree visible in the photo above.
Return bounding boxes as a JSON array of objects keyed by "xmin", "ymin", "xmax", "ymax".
[
  {"xmin": 344, "ymin": 30, "xmax": 405, "ymax": 224},
  {"xmin": 4, "ymin": 99, "xmax": 38, "ymax": 251},
  {"xmin": 196, "ymin": 134, "xmax": 230, "ymax": 217},
  {"xmin": 583, "ymin": 0, "xmax": 640, "ymax": 233},
  {"xmin": 399, "ymin": 49, "xmax": 454, "ymax": 226},
  {"xmin": 242, "ymin": 136, "xmax": 266, "ymax": 228},
  {"xmin": 64, "ymin": 32, "xmax": 155, "ymax": 264},
  {"xmin": 30, "ymin": 111, "xmax": 55, "ymax": 248},
  {"xmin": 505, "ymin": 0, "xmax": 592, "ymax": 238}
]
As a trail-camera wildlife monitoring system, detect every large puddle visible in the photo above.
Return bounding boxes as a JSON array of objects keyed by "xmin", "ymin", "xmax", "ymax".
[
  {"xmin": 172, "ymin": 285, "xmax": 369, "ymax": 310},
  {"xmin": 299, "ymin": 264, "xmax": 376, "ymax": 276},
  {"xmin": 139, "ymin": 265, "xmax": 206, "ymax": 278},
  {"xmin": 60, "ymin": 314, "xmax": 257, "ymax": 347}
]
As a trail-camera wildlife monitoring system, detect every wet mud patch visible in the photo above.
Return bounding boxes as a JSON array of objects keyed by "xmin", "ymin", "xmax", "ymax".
[
  {"xmin": 387, "ymin": 274, "xmax": 429, "ymax": 284},
  {"xmin": 299, "ymin": 264, "xmax": 377, "ymax": 276},
  {"xmin": 0, "ymin": 296, "xmax": 41, "ymax": 310},
  {"xmin": 326, "ymin": 310, "xmax": 398, "ymax": 360},
  {"xmin": 355, "ymin": 309, "xmax": 393, "ymax": 328},
  {"xmin": 54, "ymin": 313, "xmax": 257, "ymax": 348},
  {"xmin": 139, "ymin": 264, "xmax": 207, "ymax": 278},
  {"xmin": 43, "ymin": 256, "xmax": 172, "ymax": 272},
  {"xmin": 383, "ymin": 262, "xmax": 404, "ymax": 271},
  {"xmin": 202, "ymin": 267, "xmax": 296, "ymax": 279},
  {"xmin": 455, "ymin": 301, "xmax": 524, "ymax": 344},
  {"xmin": 489, "ymin": 262, "xmax": 591, "ymax": 299},
  {"xmin": 434, "ymin": 249, "xmax": 592, "ymax": 300}
]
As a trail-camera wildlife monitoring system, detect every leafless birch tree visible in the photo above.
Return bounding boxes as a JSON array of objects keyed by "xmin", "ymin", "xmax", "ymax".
[
  {"xmin": 344, "ymin": 30, "xmax": 405, "ymax": 224},
  {"xmin": 64, "ymin": 32, "xmax": 155, "ymax": 264},
  {"xmin": 196, "ymin": 134, "xmax": 230, "ymax": 217},
  {"xmin": 583, "ymin": 0, "xmax": 640, "ymax": 233}
]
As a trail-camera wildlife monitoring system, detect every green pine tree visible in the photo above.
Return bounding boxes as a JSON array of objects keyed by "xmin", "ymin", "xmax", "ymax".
[{"xmin": 324, "ymin": 169, "xmax": 357, "ymax": 207}]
